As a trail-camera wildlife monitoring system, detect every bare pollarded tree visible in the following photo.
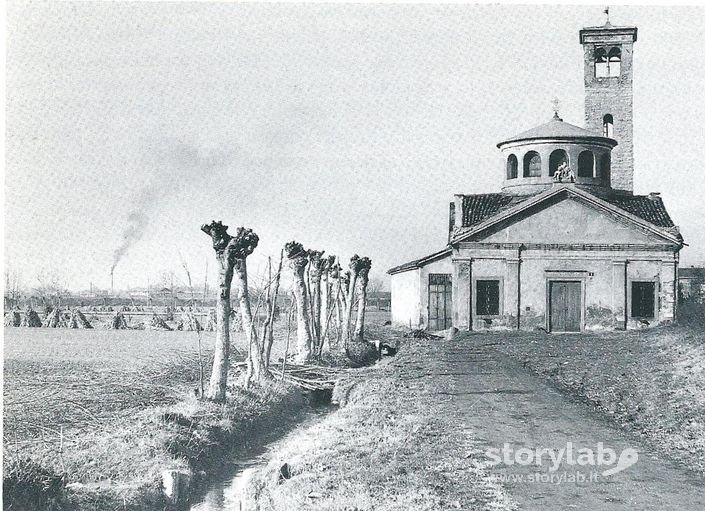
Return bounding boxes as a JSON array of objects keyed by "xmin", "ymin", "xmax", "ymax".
[
  {"xmin": 285, "ymin": 241, "xmax": 314, "ymax": 363},
  {"xmin": 342, "ymin": 255, "xmax": 368, "ymax": 345},
  {"xmin": 353, "ymin": 257, "xmax": 372, "ymax": 342},
  {"xmin": 201, "ymin": 220, "xmax": 259, "ymax": 400},
  {"xmin": 307, "ymin": 249, "xmax": 327, "ymax": 354}
]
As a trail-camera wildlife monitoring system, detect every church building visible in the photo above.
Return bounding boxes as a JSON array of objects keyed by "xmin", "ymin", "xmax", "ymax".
[{"xmin": 388, "ymin": 17, "xmax": 684, "ymax": 332}]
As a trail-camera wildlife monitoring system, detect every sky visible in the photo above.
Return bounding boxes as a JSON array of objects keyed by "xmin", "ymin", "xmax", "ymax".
[{"xmin": 6, "ymin": 3, "xmax": 705, "ymax": 292}]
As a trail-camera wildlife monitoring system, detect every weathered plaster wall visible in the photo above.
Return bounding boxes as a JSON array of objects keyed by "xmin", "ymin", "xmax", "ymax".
[
  {"xmin": 390, "ymin": 255, "xmax": 453, "ymax": 329},
  {"xmin": 390, "ymin": 269, "xmax": 421, "ymax": 328},
  {"xmin": 451, "ymin": 249, "xmax": 677, "ymax": 332}
]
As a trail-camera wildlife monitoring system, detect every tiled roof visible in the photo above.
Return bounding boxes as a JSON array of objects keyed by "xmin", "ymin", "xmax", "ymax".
[
  {"xmin": 601, "ymin": 195, "xmax": 674, "ymax": 227},
  {"xmin": 680, "ymin": 267, "xmax": 705, "ymax": 279},
  {"xmin": 461, "ymin": 193, "xmax": 536, "ymax": 227},
  {"xmin": 387, "ymin": 248, "xmax": 451, "ymax": 275},
  {"xmin": 457, "ymin": 190, "xmax": 676, "ymax": 231}
]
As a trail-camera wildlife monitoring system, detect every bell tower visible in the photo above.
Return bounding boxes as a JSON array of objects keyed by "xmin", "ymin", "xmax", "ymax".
[{"xmin": 580, "ymin": 11, "xmax": 637, "ymax": 194}]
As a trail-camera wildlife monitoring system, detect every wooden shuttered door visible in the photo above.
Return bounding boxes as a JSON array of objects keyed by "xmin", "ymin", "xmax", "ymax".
[{"xmin": 428, "ymin": 274, "xmax": 452, "ymax": 331}]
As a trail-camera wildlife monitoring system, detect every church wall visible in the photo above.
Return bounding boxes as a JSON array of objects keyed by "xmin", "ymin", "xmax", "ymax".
[
  {"xmin": 518, "ymin": 254, "xmax": 618, "ymax": 331},
  {"xmin": 451, "ymin": 246, "xmax": 677, "ymax": 332}
]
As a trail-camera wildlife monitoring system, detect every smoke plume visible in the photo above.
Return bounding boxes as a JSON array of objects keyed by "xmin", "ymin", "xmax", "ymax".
[
  {"xmin": 111, "ymin": 211, "xmax": 149, "ymax": 274},
  {"xmin": 109, "ymin": 138, "xmax": 236, "ymax": 276}
]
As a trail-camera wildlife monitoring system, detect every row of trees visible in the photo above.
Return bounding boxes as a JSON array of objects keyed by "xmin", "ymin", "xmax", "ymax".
[{"xmin": 201, "ymin": 220, "xmax": 373, "ymax": 400}]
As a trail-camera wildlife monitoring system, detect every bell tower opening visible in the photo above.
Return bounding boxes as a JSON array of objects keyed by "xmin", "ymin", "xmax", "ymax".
[
  {"xmin": 603, "ymin": 114, "xmax": 614, "ymax": 137},
  {"xmin": 580, "ymin": 15, "xmax": 637, "ymax": 195}
]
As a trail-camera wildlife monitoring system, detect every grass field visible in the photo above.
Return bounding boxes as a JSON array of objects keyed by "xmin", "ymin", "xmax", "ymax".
[
  {"xmin": 2, "ymin": 310, "xmax": 390, "ymax": 509},
  {"xmin": 4, "ymin": 328, "xmax": 214, "ymax": 444}
]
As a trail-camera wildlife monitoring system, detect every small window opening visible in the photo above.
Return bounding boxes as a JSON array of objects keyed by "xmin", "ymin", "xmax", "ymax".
[{"xmin": 603, "ymin": 114, "xmax": 614, "ymax": 138}]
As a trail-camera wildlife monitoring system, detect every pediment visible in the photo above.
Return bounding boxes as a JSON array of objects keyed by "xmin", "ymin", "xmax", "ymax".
[{"xmin": 467, "ymin": 193, "xmax": 673, "ymax": 245}]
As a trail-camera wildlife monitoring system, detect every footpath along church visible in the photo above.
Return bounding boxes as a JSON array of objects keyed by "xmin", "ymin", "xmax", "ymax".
[{"xmin": 388, "ymin": 16, "xmax": 684, "ymax": 332}]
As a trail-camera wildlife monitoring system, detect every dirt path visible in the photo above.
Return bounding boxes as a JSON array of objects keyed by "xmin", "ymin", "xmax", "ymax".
[{"xmin": 432, "ymin": 336, "xmax": 704, "ymax": 510}]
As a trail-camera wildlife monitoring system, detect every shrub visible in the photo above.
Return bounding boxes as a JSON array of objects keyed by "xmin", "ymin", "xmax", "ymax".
[{"xmin": 3, "ymin": 456, "xmax": 67, "ymax": 510}]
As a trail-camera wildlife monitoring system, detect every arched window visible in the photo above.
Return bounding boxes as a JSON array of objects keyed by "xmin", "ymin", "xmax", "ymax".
[
  {"xmin": 595, "ymin": 48, "xmax": 608, "ymax": 78},
  {"xmin": 523, "ymin": 152, "xmax": 541, "ymax": 177},
  {"xmin": 506, "ymin": 154, "xmax": 518, "ymax": 179},
  {"xmin": 608, "ymin": 47, "xmax": 621, "ymax": 77},
  {"xmin": 578, "ymin": 151, "xmax": 595, "ymax": 178},
  {"xmin": 603, "ymin": 114, "xmax": 614, "ymax": 138},
  {"xmin": 549, "ymin": 149, "xmax": 569, "ymax": 176},
  {"xmin": 600, "ymin": 153, "xmax": 611, "ymax": 181}
]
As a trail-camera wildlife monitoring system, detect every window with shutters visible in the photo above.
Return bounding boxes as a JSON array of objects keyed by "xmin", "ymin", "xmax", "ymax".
[{"xmin": 476, "ymin": 280, "xmax": 500, "ymax": 316}]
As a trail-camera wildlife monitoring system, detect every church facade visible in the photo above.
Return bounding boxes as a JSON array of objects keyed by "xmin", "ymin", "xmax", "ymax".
[{"xmin": 388, "ymin": 18, "xmax": 684, "ymax": 332}]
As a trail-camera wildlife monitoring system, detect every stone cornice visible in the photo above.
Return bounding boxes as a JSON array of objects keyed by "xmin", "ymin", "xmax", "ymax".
[{"xmin": 456, "ymin": 242, "xmax": 676, "ymax": 252}]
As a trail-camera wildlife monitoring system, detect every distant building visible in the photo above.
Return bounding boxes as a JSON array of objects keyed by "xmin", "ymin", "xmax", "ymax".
[
  {"xmin": 368, "ymin": 291, "xmax": 392, "ymax": 311},
  {"xmin": 679, "ymin": 268, "xmax": 705, "ymax": 302},
  {"xmin": 388, "ymin": 16, "xmax": 684, "ymax": 332}
]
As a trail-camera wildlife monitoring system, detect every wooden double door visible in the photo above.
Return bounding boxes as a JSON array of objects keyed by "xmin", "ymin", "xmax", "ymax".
[
  {"xmin": 428, "ymin": 274, "xmax": 452, "ymax": 331},
  {"xmin": 549, "ymin": 281, "xmax": 582, "ymax": 332}
]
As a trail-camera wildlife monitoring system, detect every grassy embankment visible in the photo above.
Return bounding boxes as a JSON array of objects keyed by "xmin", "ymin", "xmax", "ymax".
[
  {"xmin": 3, "ymin": 321, "xmax": 308, "ymax": 510},
  {"xmin": 243, "ymin": 335, "xmax": 517, "ymax": 511},
  {"xmin": 490, "ymin": 303, "xmax": 705, "ymax": 475}
]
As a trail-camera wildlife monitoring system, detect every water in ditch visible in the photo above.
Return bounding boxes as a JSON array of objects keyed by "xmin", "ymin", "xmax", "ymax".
[{"xmin": 188, "ymin": 394, "xmax": 332, "ymax": 511}]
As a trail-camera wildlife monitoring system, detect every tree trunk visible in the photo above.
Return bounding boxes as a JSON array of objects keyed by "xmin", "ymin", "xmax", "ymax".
[
  {"xmin": 207, "ymin": 258, "xmax": 233, "ymax": 401},
  {"xmin": 308, "ymin": 250, "xmax": 324, "ymax": 353},
  {"xmin": 240, "ymin": 259, "xmax": 267, "ymax": 385},
  {"xmin": 202, "ymin": 221, "xmax": 259, "ymax": 401},
  {"xmin": 354, "ymin": 270, "xmax": 370, "ymax": 341},
  {"xmin": 285, "ymin": 242, "xmax": 314, "ymax": 364},
  {"xmin": 319, "ymin": 270, "xmax": 329, "ymax": 343},
  {"xmin": 292, "ymin": 265, "xmax": 313, "ymax": 363},
  {"xmin": 342, "ymin": 272, "xmax": 358, "ymax": 346}
]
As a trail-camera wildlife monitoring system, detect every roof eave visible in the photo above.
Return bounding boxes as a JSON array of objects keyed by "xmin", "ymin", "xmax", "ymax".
[
  {"xmin": 387, "ymin": 248, "xmax": 452, "ymax": 275},
  {"xmin": 497, "ymin": 136, "xmax": 618, "ymax": 149},
  {"xmin": 451, "ymin": 186, "xmax": 683, "ymax": 246}
]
